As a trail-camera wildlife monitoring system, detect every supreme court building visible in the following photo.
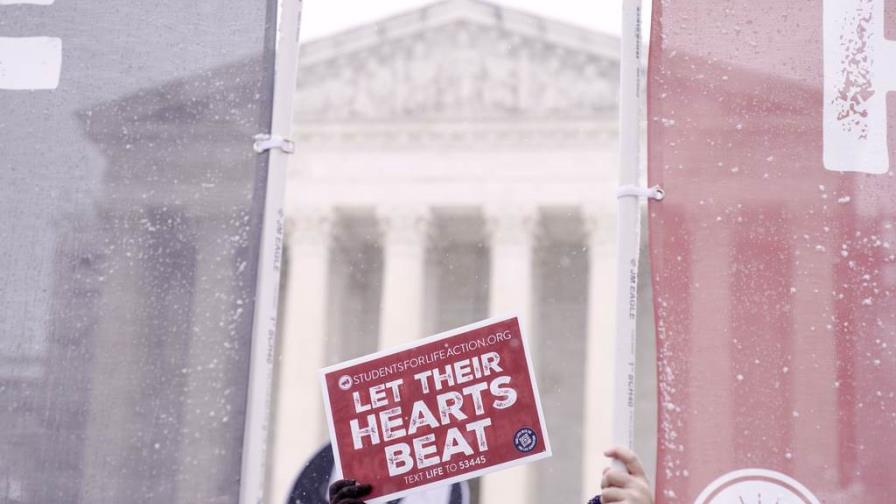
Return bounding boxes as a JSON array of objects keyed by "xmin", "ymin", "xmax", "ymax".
[{"xmin": 266, "ymin": 1, "xmax": 658, "ymax": 503}]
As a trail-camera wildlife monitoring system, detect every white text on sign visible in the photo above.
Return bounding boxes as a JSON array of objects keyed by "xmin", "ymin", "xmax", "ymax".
[{"xmin": 348, "ymin": 352, "xmax": 518, "ymax": 477}]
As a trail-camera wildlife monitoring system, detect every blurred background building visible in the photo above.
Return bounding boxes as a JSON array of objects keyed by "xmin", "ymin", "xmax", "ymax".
[
  {"xmin": 266, "ymin": 1, "xmax": 658, "ymax": 503},
  {"xmin": 0, "ymin": 1, "xmax": 657, "ymax": 503}
]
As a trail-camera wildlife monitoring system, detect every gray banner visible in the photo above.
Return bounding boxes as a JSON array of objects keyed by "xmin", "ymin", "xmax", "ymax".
[{"xmin": 0, "ymin": 1, "xmax": 277, "ymax": 501}]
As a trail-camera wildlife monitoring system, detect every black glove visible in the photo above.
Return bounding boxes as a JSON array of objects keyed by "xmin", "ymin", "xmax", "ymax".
[{"xmin": 329, "ymin": 479, "xmax": 373, "ymax": 504}]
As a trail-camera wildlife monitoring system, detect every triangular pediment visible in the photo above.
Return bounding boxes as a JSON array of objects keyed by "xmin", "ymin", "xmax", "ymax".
[{"xmin": 294, "ymin": 0, "xmax": 620, "ymax": 122}]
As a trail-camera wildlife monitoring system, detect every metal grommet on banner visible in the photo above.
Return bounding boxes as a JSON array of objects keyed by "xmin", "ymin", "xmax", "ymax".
[
  {"xmin": 616, "ymin": 184, "xmax": 665, "ymax": 201},
  {"xmin": 253, "ymin": 133, "xmax": 295, "ymax": 154}
]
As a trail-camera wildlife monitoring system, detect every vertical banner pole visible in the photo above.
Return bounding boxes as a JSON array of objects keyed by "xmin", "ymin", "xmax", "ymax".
[
  {"xmin": 613, "ymin": 0, "xmax": 643, "ymax": 460},
  {"xmin": 240, "ymin": 1, "xmax": 303, "ymax": 503}
]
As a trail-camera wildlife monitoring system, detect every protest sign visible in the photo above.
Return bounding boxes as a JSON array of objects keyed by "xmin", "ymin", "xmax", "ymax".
[{"xmin": 320, "ymin": 316, "xmax": 551, "ymax": 503}]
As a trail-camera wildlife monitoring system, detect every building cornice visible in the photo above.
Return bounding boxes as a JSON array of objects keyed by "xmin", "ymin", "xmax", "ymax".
[
  {"xmin": 292, "ymin": 118, "xmax": 618, "ymax": 150},
  {"xmin": 298, "ymin": 0, "xmax": 619, "ymax": 66}
]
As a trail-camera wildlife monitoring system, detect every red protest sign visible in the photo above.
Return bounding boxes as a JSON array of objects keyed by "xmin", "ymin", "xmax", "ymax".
[{"xmin": 320, "ymin": 316, "xmax": 551, "ymax": 503}]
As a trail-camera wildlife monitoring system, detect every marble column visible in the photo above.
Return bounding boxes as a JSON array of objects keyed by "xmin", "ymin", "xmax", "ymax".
[
  {"xmin": 480, "ymin": 206, "xmax": 537, "ymax": 504},
  {"xmin": 80, "ymin": 220, "xmax": 146, "ymax": 503},
  {"xmin": 267, "ymin": 208, "xmax": 333, "ymax": 504},
  {"xmin": 581, "ymin": 211, "xmax": 617, "ymax": 501},
  {"xmin": 791, "ymin": 228, "xmax": 839, "ymax": 490},
  {"xmin": 485, "ymin": 207, "xmax": 537, "ymax": 331},
  {"xmin": 684, "ymin": 223, "xmax": 733, "ymax": 499},
  {"xmin": 175, "ymin": 217, "xmax": 243, "ymax": 503},
  {"xmin": 377, "ymin": 206, "xmax": 430, "ymax": 350}
]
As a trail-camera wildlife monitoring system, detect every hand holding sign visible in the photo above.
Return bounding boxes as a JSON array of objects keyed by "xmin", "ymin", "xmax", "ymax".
[
  {"xmin": 329, "ymin": 480, "xmax": 373, "ymax": 504},
  {"xmin": 321, "ymin": 316, "xmax": 550, "ymax": 504},
  {"xmin": 599, "ymin": 447, "xmax": 653, "ymax": 504}
]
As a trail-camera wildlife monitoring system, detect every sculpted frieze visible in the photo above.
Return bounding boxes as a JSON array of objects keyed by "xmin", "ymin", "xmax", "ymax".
[{"xmin": 295, "ymin": 23, "xmax": 617, "ymax": 121}]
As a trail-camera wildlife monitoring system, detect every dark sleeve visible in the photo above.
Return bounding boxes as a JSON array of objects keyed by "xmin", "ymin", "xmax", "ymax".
[
  {"xmin": 288, "ymin": 444, "xmax": 334, "ymax": 504},
  {"xmin": 449, "ymin": 483, "xmax": 463, "ymax": 504}
]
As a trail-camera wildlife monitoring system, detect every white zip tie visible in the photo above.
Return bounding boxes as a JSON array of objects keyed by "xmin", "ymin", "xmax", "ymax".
[
  {"xmin": 253, "ymin": 133, "xmax": 295, "ymax": 154},
  {"xmin": 616, "ymin": 184, "xmax": 665, "ymax": 201}
]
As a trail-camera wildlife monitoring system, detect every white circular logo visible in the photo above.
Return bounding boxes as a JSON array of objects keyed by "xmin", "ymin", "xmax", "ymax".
[
  {"xmin": 695, "ymin": 468, "xmax": 820, "ymax": 504},
  {"xmin": 338, "ymin": 375, "xmax": 352, "ymax": 391}
]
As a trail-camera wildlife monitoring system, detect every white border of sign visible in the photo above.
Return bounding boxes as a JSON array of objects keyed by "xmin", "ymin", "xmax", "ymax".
[{"xmin": 320, "ymin": 314, "xmax": 553, "ymax": 504}]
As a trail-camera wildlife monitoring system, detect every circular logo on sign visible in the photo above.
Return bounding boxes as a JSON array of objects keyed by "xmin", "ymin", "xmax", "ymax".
[
  {"xmin": 695, "ymin": 468, "xmax": 820, "ymax": 504},
  {"xmin": 513, "ymin": 427, "xmax": 538, "ymax": 453},
  {"xmin": 337, "ymin": 375, "xmax": 352, "ymax": 391}
]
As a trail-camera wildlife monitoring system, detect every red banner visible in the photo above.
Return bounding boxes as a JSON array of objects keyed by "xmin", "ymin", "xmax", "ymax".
[
  {"xmin": 649, "ymin": 1, "xmax": 896, "ymax": 502},
  {"xmin": 320, "ymin": 316, "xmax": 550, "ymax": 503}
]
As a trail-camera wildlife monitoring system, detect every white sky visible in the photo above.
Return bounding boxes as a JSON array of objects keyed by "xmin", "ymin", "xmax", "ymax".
[{"xmin": 299, "ymin": 0, "xmax": 641, "ymax": 43}]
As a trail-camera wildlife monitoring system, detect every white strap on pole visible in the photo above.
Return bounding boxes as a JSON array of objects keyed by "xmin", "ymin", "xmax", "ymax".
[
  {"xmin": 616, "ymin": 184, "xmax": 665, "ymax": 201},
  {"xmin": 612, "ymin": 0, "xmax": 644, "ymax": 471},
  {"xmin": 253, "ymin": 133, "xmax": 295, "ymax": 154}
]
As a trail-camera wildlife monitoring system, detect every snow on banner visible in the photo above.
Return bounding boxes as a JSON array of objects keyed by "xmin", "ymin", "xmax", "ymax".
[
  {"xmin": 320, "ymin": 316, "xmax": 550, "ymax": 503},
  {"xmin": 649, "ymin": 0, "xmax": 896, "ymax": 502}
]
